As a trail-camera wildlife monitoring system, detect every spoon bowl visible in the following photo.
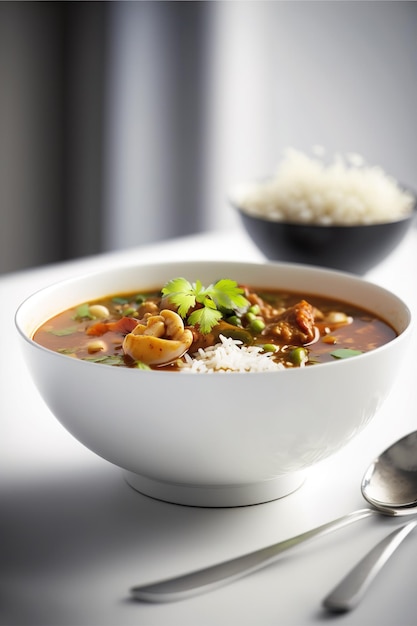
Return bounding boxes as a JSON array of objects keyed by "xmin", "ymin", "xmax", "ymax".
[
  {"xmin": 131, "ymin": 430, "xmax": 417, "ymax": 602},
  {"xmin": 322, "ymin": 431, "xmax": 417, "ymax": 613},
  {"xmin": 361, "ymin": 431, "xmax": 417, "ymax": 511}
]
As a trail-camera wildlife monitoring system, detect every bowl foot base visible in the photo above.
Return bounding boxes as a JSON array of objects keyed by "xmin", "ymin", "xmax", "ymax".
[{"xmin": 123, "ymin": 470, "xmax": 305, "ymax": 507}]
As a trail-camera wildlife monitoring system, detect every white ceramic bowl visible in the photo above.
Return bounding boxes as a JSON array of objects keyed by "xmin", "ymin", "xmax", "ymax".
[{"xmin": 15, "ymin": 261, "xmax": 412, "ymax": 507}]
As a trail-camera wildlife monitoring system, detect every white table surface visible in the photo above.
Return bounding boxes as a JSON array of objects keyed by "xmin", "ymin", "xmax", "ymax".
[{"xmin": 2, "ymin": 225, "xmax": 417, "ymax": 626}]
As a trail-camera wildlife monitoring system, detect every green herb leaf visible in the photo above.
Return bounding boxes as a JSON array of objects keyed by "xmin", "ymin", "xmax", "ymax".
[
  {"xmin": 188, "ymin": 307, "xmax": 223, "ymax": 334},
  {"xmin": 48, "ymin": 326, "xmax": 79, "ymax": 336},
  {"xmin": 112, "ymin": 297, "xmax": 129, "ymax": 305},
  {"xmin": 134, "ymin": 361, "xmax": 151, "ymax": 370},
  {"xmin": 73, "ymin": 303, "xmax": 95, "ymax": 320},
  {"xmin": 208, "ymin": 279, "xmax": 249, "ymax": 311},
  {"xmin": 192, "ymin": 279, "xmax": 207, "ymax": 303},
  {"xmin": 161, "ymin": 276, "xmax": 250, "ymax": 333},
  {"xmin": 83, "ymin": 354, "xmax": 125, "ymax": 366},
  {"xmin": 161, "ymin": 278, "xmax": 196, "ymax": 317},
  {"xmin": 331, "ymin": 348, "xmax": 363, "ymax": 360}
]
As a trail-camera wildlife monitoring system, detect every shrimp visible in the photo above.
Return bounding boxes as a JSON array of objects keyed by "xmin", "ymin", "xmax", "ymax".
[{"xmin": 122, "ymin": 310, "xmax": 193, "ymax": 366}]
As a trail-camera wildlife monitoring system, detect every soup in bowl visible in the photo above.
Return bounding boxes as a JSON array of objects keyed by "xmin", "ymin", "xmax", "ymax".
[{"xmin": 15, "ymin": 261, "xmax": 412, "ymax": 506}]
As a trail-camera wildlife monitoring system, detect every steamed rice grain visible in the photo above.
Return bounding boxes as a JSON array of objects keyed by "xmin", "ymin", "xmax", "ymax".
[
  {"xmin": 179, "ymin": 335, "xmax": 284, "ymax": 373},
  {"xmin": 234, "ymin": 148, "xmax": 413, "ymax": 226}
]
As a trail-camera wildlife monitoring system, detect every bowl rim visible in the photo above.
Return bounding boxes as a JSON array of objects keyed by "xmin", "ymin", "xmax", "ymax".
[{"xmin": 15, "ymin": 259, "xmax": 413, "ymax": 376}]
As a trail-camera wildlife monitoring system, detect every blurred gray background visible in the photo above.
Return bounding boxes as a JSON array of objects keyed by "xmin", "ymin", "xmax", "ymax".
[{"xmin": 1, "ymin": 0, "xmax": 416, "ymax": 274}]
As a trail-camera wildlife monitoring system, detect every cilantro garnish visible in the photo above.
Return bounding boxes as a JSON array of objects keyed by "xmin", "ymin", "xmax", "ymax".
[
  {"xmin": 331, "ymin": 348, "xmax": 363, "ymax": 360},
  {"xmin": 112, "ymin": 296, "xmax": 129, "ymax": 305},
  {"xmin": 134, "ymin": 361, "xmax": 151, "ymax": 370},
  {"xmin": 83, "ymin": 354, "xmax": 125, "ymax": 366},
  {"xmin": 73, "ymin": 303, "xmax": 95, "ymax": 321},
  {"xmin": 161, "ymin": 277, "xmax": 249, "ymax": 334},
  {"xmin": 48, "ymin": 325, "xmax": 79, "ymax": 336},
  {"xmin": 188, "ymin": 303, "xmax": 223, "ymax": 333}
]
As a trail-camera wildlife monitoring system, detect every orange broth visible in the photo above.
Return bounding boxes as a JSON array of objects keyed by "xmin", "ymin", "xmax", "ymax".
[{"xmin": 32, "ymin": 285, "xmax": 397, "ymax": 371}]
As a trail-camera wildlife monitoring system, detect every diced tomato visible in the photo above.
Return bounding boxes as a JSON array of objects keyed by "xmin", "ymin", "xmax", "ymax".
[{"xmin": 86, "ymin": 317, "xmax": 138, "ymax": 336}]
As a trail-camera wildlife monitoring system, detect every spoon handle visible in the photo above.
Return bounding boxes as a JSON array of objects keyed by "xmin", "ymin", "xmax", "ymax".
[
  {"xmin": 323, "ymin": 519, "xmax": 417, "ymax": 613},
  {"xmin": 131, "ymin": 508, "xmax": 374, "ymax": 602}
]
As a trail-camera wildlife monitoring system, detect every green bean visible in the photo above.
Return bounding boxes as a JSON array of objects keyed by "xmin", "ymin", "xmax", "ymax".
[
  {"xmin": 289, "ymin": 347, "xmax": 308, "ymax": 365},
  {"xmin": 250, "ymin": 318, "xmax": 266, "ymax": 333},
  {"xmin": 262, "ymin": 343, "xmax": 278, "ymax": 353},
  {"xmin": 227, "ymin": 315, "xmax": 242, "ymax": 327}
]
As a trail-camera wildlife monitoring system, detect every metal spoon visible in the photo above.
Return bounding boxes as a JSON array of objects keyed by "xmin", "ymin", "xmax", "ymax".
[
  {"xmin": 322, "ymin": 518, "xmax": 417, "ymax": 613},
  {"xmin": 131, "ymin": 430, "xmax": 417, "ymax": 603}
]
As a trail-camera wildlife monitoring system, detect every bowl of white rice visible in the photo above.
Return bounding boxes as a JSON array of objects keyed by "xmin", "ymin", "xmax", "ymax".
[
  {"xmin": 16, "ymin": 260, "xmax": 412, "ymax": 507},
  {"xmin": 231, "ymin": 149, "xmax": 416, "ymax": 274}
]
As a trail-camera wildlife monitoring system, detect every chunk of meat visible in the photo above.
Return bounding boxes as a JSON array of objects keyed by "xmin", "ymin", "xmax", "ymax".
[
  {"xmin": 266, "ymin": 300, "xmax": 318, "ymax": 345},
  {"xmin": 244, "ymin": 290, "xmax": 284, "ymax": 321}
]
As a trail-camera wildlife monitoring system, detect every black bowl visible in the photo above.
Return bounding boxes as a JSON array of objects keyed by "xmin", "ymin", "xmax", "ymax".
[{"xmin": 235, "ymin": 202, "xmax": 416, "ymax": 275}]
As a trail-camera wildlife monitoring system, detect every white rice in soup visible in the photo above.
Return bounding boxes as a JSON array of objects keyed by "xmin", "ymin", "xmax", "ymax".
[
  {"xmin": 179, "ymin": 335, "xmax": 284, "ymax": 373},
  {"xmin": 234, "ymin": 148, "xmax": 414, "ymax": 226}
]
